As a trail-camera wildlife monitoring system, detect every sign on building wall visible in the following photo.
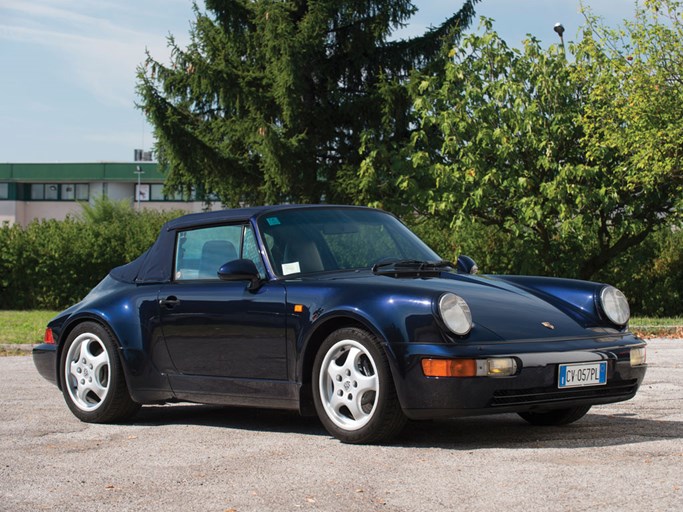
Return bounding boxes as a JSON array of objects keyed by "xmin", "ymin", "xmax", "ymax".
[{"xmin": 135, "ymin": 184, "xmax": 150, "ymax": 201}]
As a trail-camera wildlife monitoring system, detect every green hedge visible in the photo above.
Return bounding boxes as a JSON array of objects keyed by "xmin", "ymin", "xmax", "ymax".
[
  {"xmin": 0, "ymin": 201, "xmax": 181, "ymax": 310},
  {"xmin": 1, "ymin": 202, "xmax": 680, "ymax": 316}
]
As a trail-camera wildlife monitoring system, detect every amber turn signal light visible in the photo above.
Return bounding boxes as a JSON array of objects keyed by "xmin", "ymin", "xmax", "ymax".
[
  {"xmin": 422, "ymin": 357, "xmax": 518, "ymax": 378},
  {"xmin": 421, "ymin": 358, "xmax": 477, "ymax": 377}
]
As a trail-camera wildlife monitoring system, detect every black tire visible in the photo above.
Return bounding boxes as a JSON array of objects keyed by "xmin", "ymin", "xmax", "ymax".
[
  {"xmin": 60, "ymin": 322, "xmax": 140, "ymax": 423},
  {"xmin": 518, "ymin": 405, "xmax": 592, "ymax": 426},
  {"xmin": 312, "ymin": 327, "xmax": 407, "ymax": 444}
]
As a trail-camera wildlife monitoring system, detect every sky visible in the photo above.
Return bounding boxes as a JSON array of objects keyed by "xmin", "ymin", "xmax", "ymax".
[{"xmin": 0, "ymin": 0, "xmax": 636, "ymax": 163}]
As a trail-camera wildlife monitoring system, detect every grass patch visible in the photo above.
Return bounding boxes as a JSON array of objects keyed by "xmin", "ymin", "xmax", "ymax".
[
  {"xmin": 630, "ymin": 316, "xmax": 683, "ymax": 339},
  {"xmin": 631, "ymin": 316, "xmax": 683, "ymax": 327},
  {"xmin": 0, "ymin": 310, "xmax": 59, "ymax": 345},
  {"xmin": 0, "ymin": 347, "xmax": 33, "ymax": 356},
  {"xmin": 0, "ymin": 311, "xmax": 679, "ymax": 351}
]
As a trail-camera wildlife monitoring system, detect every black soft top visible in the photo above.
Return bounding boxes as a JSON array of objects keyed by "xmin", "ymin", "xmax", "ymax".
[{"xmin": 108, "ymin": 204, "xmax": 365, "ymax": 284}]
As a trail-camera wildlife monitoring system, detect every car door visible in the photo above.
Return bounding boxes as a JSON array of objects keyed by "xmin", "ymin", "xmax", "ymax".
[{"xmin": 158, "ymin": 222, "xmax": 287, "ymax": 380}]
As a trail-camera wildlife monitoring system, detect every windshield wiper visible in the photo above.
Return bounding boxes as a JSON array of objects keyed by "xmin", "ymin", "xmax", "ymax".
[{"xmin": 371, "ymin": 259, "xmax": 453, "ymax": 275}]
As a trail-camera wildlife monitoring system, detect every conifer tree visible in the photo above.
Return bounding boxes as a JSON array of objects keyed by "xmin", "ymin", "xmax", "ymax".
[{"xmin": 137, "ymin": 0, "xmax": 480, "ymax": 205}]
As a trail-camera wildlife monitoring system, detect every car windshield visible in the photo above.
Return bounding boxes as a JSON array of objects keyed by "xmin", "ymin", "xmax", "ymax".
[{"xmin": 257, "ymin": 207, "xmax": 442, "ymax": 276}]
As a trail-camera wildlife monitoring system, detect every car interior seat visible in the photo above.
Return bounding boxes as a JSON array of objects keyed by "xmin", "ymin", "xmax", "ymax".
[
  {"xmin": 198, "ymin": 240, "xmax": 238, "ymax": 279},
  {"xmin": 282, "ymin": 239, "xmax": 324, "ymax": 274}
]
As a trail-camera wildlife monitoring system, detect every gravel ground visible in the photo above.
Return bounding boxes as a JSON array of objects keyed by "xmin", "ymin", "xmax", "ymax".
[{"xmin": 0, "ymin": 339, "xmax": 681, "ymax": 512}]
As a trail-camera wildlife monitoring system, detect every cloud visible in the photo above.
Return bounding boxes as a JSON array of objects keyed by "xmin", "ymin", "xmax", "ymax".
[
  {"xmin": 0, "ymin": 0, "xmax": 191, "ymax": 108},
  {"xmin": 0, "ymin": 23, "xmax": 146, "ymax": 107},
  {"xmin": 2, "ymin": 0, "xmax": 125, "ymax": 32}
]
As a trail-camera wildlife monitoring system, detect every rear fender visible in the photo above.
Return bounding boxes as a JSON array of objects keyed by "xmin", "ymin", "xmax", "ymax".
[{"xmin": 49, "ymin": 283, "xmax": 173, "ymax": 403}]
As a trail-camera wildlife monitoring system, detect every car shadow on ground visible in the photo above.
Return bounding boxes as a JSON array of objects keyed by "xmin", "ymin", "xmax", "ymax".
[
  {"xmin": 130, "ymin": 403, "xmax": 683, "ymax": 449},
  {"xmin": 398, "ymin": 413, "xmax": 683, "ymax": 450},
  {"xmin": 132, "ymin": 403, "xmax": 325, "ymax": 436}
]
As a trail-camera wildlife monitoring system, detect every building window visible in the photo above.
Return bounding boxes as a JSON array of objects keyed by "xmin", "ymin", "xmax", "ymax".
[
  {"xmin": 61, "ymin": 184, "xmax": 75, "ymax": 200},
  {"xmin": 0, "ymin": 183, "xmax": 8, "ymax": 200},
  {"xmin": 135, "ymin": 184, "xmax": 150, "ymax": 202},
  {"xmin": 149, "ymin": 183, "xmax": 192, "ymax": 201},
  {"xmin": 150, "ymin": 184, "xmax": 165, "ymax": 201},
  {"xmin": 45, "ymin": 184, "xmax": 59, "ymax": 200},
  {"xmin": 31, "ymin": 184, "xmax": 45, "ymax": 200},
  {"xmin": 75, "ymin": 184, "xmax": 89, "ymax": 201},
  {"xmin": 27, "ymin": 183, "xmax": 89, "ymax": 201}
]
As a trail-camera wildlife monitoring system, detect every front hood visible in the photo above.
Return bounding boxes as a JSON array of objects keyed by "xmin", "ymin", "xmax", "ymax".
[
  {"xmin": 442, "ymin": 275, "xmax": 594, "ymax": 340},
  {"xmin": 297, "ymin": 270, "xmax": 604, "ymax": 342}
]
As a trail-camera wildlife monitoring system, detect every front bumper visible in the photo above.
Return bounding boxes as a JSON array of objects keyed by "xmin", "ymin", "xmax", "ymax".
[
  {"xmin": 390, "ymin": 335, "xmax": 647, "ymax": 420},
  {"xmin": 33, "ymin": 343, "xmax": 58, "ymax": 387}
]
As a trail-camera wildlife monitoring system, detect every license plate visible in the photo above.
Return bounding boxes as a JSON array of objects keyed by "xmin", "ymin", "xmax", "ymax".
[{"xmin": 558, "ymin": 362, "xmax": 607, "ymax": 388}]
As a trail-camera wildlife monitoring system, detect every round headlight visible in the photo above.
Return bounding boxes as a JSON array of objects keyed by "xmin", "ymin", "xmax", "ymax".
[
  {"xmin": 439, "ymin": 293, "xmax": 473, "ymax": 335},
  {"xmin": 600, "ymin": 286, "xmax": 630, "ymax": 326}
]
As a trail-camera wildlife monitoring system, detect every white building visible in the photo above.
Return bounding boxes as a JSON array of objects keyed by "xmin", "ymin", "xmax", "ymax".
[{"xmin": 0, "ymin": 162, "xmax": 214, "ymax": 226}]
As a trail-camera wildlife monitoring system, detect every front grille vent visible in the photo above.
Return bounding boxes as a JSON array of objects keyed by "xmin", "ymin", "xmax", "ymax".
[{"xmin": 491, "ymin": 379, "xmax": 638, "ymax": 407}]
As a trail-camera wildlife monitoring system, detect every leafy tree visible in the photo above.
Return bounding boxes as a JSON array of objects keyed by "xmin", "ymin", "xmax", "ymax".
[
  {"xmin": 371, "ymin": 2, "xmax": 683, "ymax": 280},
  {"xmin": 137, "ymin": 0, "xmax": 480, "ymax": 206},
  {"xmin": 574, "ymin": 0, "xmax": 683, "ymax": 277}
]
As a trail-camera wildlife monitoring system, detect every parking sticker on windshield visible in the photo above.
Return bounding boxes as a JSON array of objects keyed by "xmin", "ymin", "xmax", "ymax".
[
  {"xmin": 266, "ymin": 217, "xmax": 281, "ymax": 226},
  {"xmin": 282, "ymin": 262, "xmax": 300, "ymax": 275}
]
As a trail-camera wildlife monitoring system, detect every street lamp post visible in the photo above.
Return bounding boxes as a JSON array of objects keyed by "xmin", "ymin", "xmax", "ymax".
[
  {"xmin": 554, "ymin": 22, "xmax": 565, "ymax": 50},
  {"xmin": 134, "ymin": 165, "xmax": 145, "ymax": 210}
]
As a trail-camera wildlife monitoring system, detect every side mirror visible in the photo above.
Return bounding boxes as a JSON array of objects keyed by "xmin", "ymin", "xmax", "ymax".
[
  {"xmin": 217, "ymin": 259, "xmax": 263, "ymax": 290},
  {"xmin": 456, "ymin": 255, "xmax": 478, "ymax": 275}
]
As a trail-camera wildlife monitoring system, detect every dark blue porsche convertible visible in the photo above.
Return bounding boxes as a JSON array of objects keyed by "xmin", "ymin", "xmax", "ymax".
[{"xmin": 33, "ymin": 205, "xmax": 647, "ymax": 443}]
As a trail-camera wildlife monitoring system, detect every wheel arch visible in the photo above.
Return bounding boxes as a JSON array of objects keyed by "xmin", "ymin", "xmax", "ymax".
[
  {"xmin": 297, "ymin": 312, "xmax": 394, "ymax": 416},
  {"xmin": 55, "ymin": 314, "xmax": 127, "ymax": 392}
]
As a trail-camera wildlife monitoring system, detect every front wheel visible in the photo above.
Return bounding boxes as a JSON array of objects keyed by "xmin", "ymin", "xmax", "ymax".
[
  {"xmin": 312, "ymin": 327, "xmax": 406, "ymax": 444},
  {"xmin": 60, "ymin": 322, "xmax": 140, "ymax": 423},
  {"xmin": 518, "ymin": 405, "xmax": 591, "ymax": 426}
]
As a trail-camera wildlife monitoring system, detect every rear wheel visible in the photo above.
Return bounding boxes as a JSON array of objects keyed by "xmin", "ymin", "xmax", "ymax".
[
  {"xmin": 60, "ymin": 322, "xmax": 140, "ymax": 423},
  {"xmin": 312, "ymin": 327, "xmax": 406, "ymax": 444},
  {"xmin": 518, "ymin": 405, "xmax": 591, "ymax": 426}
]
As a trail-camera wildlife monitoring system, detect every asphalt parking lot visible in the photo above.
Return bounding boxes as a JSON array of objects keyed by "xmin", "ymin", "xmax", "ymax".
[{"xmin": 0, "ymin": 339, "xmax": 681, "ymax": 512}]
